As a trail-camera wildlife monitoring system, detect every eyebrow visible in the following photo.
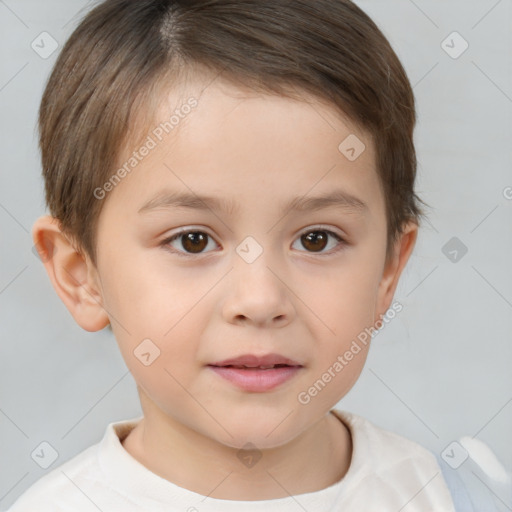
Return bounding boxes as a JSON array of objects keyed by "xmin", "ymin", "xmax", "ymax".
[{"xmin": 138, "ymin": 189, "xmax": 367, "ymax": 217}]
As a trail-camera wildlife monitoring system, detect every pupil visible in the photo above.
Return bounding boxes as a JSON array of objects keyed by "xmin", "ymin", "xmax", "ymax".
[
  {"xmin": 302, "ymin": 231, "xmax": 327, "ymax": 252},
  {"xmin": 183, "ymin": 232, "xmax": 207, "ymax": 253}
]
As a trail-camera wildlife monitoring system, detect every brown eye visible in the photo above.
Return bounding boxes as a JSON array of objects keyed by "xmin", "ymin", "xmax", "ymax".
[
  {"xmin": 163, "ymin": 227, "xmax": 346, "ymax": 258},
  {"xmin": 301, "ymin": 231, "xmax": 328, "ymax": 252},
  {"xmin": 292, "ymin": 228, "xmax": 345, "ymax": 255},
  {"xmin": 164, "ymin": 230, "xmax": 217, "ymax": 257},
  {"xmin": 181, "ymin": 232, "xmax": 208, "ymax": 253}
]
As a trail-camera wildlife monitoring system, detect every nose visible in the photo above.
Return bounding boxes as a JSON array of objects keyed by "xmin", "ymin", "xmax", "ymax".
[{"xmin": 221, "ymin": 255, "xmax": 295, "ymax": 328}]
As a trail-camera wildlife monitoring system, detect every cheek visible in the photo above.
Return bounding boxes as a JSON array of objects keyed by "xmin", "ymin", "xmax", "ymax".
[
  {"xmin": 99, "ymin": 249, "xmax": 205, "ymax": 332},
  {"xmin": 97, "ymin": 252, "xmax": 209, "ymax": 379},
  {"xmin": 298, "ymin": 257, "xmax": 382, "ymax": 340},
  {"xmin": 297, "ymin": 253, "xmax": 382, "ymax": 396}
]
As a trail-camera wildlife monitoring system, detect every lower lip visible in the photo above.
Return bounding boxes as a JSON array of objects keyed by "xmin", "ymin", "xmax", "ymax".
[{"xmin": 208, "ymin": 365, "xmax": 302, "ymax": 392}]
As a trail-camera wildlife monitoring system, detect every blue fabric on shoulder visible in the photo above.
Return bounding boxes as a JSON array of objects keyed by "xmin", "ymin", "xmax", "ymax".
[
  {"xmin": 434, "ymin": 452, "xmax": 509, "ymax": 512},
  {"xmin": 435, "ymin": 452, "xmax": 475, "ymax": 512}
]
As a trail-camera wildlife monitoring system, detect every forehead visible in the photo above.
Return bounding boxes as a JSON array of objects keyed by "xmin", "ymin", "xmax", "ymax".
[{"xmin": 105, "ymin": 74, "xmax": 384, "ymax": 223}]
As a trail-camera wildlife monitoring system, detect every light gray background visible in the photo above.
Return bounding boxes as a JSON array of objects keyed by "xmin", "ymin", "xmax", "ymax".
[{"xmin": 1, "ymin": 0, "xmax": 511, "ymax": 509}]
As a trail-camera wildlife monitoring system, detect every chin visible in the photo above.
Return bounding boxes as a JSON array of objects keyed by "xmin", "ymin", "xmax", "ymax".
[{"xmin": 210, "ymin": 418, "xmax": 302, "ymax": 452}]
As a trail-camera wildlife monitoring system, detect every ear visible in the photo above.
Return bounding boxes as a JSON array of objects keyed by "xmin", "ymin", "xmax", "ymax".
[
  {"xmin": 374, "ymin": 221, "xmax": 418, "ymax": 322},
  {"xmin": 32, "ymin": 215, "xmax": 110, "ymax": 332}
]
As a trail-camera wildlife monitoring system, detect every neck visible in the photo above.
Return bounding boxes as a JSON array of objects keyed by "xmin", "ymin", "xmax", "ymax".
[{"xmin": 121, "ymin": 389, "xmax": 352, "ymax": 501}]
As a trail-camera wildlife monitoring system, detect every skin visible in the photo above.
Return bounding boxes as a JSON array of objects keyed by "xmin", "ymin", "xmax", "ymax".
[{"xmin": 33, "ymin": 74, "xmax": 417, "ymax": 500}]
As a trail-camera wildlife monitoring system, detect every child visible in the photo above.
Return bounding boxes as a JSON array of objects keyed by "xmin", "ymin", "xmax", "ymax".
[{"xmin": 7, "ymin": 0, "xmax": 483, "ymax": 509}]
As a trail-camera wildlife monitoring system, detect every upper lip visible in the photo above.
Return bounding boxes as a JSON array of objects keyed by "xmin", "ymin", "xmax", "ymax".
[{"xmin": 209, "ymin": 353, "xmax": 303, "ymax": 368}]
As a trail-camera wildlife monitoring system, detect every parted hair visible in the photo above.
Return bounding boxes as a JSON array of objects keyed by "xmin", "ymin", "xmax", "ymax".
[{"xmin": 39, "ymin": 0, "xmax": 425, "ymax": 265}]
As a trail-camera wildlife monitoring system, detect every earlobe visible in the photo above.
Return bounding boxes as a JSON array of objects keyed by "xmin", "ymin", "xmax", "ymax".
[
  {"xmin": 375, "ymin": 222, "xmax": 418, "ymax": 322},
  {"xmin": 32, "ymin": 215, "xmax": 110, "ymax": 332}
]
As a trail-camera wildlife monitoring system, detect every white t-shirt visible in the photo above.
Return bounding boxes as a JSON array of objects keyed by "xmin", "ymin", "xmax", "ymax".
[{"xmin": 7, "ymin": 409, "xmax": 456, "ymax": 511}]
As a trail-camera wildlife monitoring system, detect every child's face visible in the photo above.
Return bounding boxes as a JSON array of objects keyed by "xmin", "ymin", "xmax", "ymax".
[{"xmin": 53, "ymin": 76, "xmax": 416, "ymax": 449}]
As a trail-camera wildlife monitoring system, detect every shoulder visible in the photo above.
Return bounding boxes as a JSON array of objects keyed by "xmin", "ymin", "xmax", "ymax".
[
  {"xmin": 6, "ymin": 443, "xmax": 100, "ymax": 512},
  {"xmin": 7, "ymin": 417, "xmax": 143, "ymax": 511},
  {"xmin": 331, "ymin": 409, "xmax": 511, "ymax": 511},
  {"xmin": 331, "ymin": 409, "xmax": 456, "ymax": 510},
  {"xmin": 332, "ymin": 409, "xmax": 439, "ymax": 470}
]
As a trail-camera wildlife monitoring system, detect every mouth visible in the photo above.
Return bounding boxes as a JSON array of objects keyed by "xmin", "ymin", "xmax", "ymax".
[
  {"xmin": 208, "ymin": 363, "xmax": 303, "ymax": 393},
  {"xmin": 207, "ymin": 354, "xmax": 304, "ymax": 392},
  {"xmin": 210, "ymin": 363, "xmax": 297, "ymax": 370},
  {"xmin": 208, "ymin": 353, "xmax": 303, "ymax": 369}
]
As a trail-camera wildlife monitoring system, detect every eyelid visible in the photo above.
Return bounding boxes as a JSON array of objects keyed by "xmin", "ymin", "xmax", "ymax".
[{"xmin": 296, "ymin": 224, "xmax": 345, "ymax": 240}]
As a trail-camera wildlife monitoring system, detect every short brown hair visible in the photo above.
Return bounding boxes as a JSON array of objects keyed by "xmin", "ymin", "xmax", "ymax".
[{"xmin": 39, "ymin": 0, "xmax": 425, "ymax": 265}]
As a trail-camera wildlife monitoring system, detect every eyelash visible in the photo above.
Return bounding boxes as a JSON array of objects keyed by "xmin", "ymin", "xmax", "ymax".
[{"xmin": 160, "ymin": 226, "xmax": 348, "ymax": 259}]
